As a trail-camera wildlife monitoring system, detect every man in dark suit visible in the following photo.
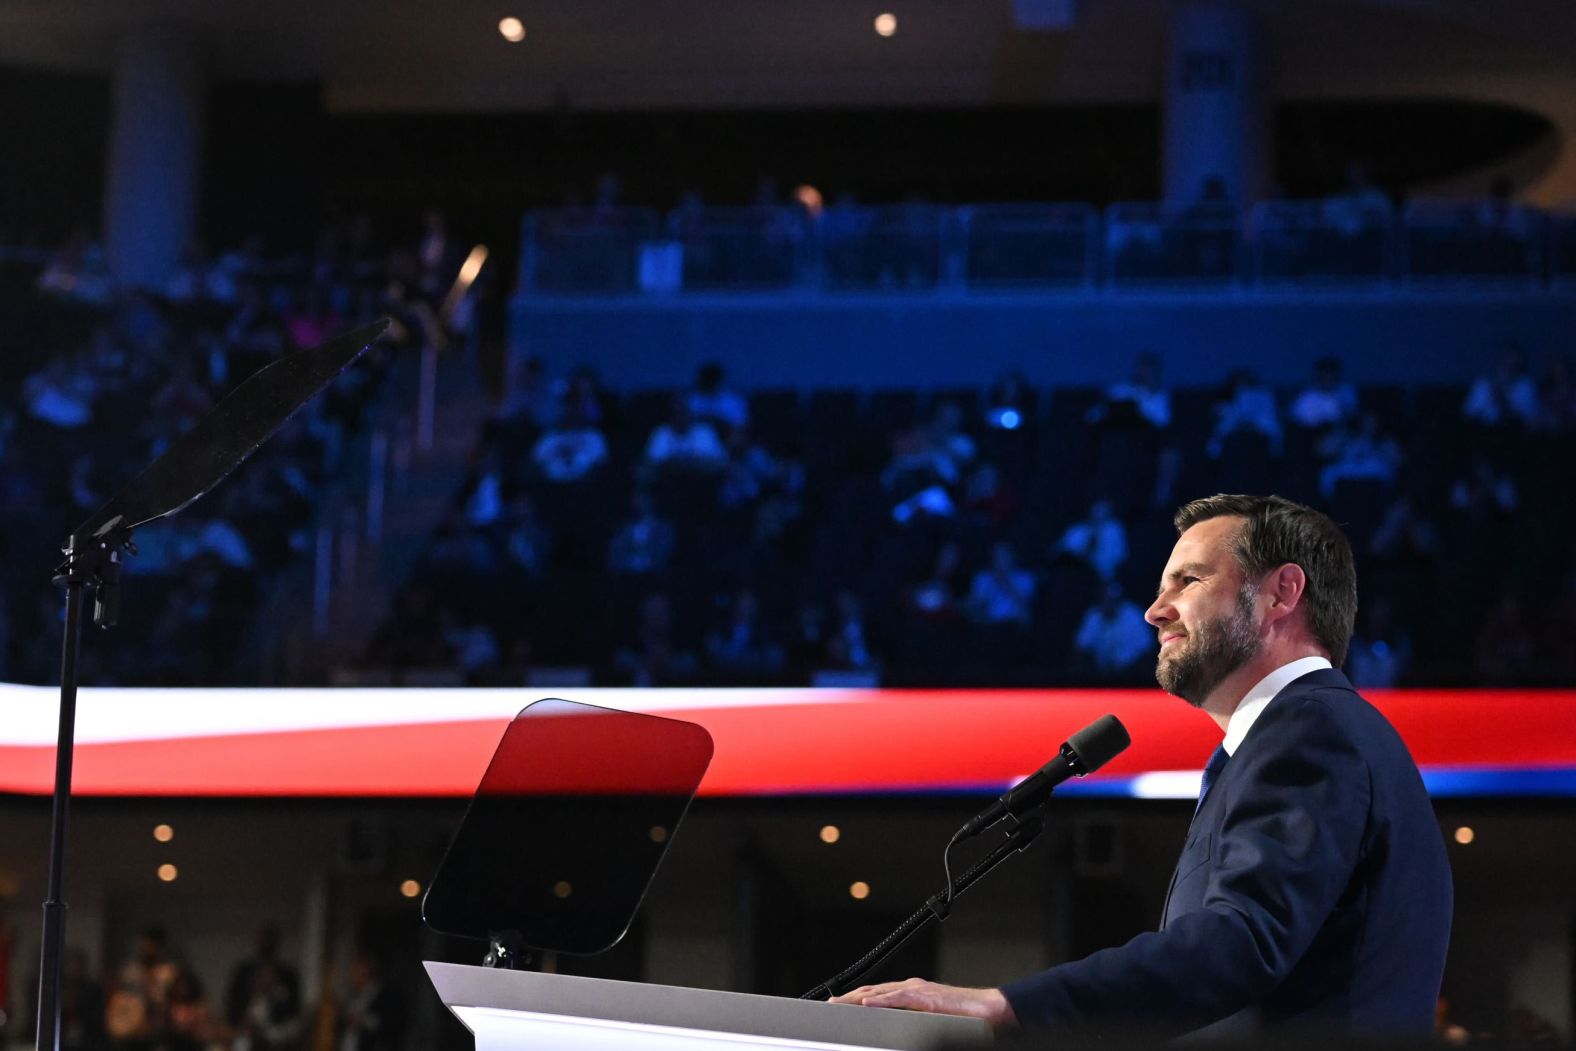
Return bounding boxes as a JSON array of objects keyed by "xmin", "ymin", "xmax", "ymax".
[{"xmin": 832, "ymin": 494, "xmax": 1452, "ymax": 1038}]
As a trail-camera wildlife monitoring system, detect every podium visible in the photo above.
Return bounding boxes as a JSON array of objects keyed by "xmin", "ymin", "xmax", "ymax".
[{"xmin": 425, "ymin": 962, "xmax": 991, "ymax": 1051}]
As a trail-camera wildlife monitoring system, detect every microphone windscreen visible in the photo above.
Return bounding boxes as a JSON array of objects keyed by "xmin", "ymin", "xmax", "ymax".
[{"xmin": 1067, "ymin": 714, "xmax": 1130, "ymax": 773}]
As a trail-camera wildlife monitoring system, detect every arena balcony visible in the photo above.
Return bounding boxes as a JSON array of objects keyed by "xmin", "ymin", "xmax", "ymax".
[{"xmin": 517, "ymin": 198, "xmax": 1576, "ymax": 297}]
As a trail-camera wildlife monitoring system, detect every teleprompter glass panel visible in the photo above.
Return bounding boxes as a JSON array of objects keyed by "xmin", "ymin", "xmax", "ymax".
[{"xmin": 422, "ymin": 698, "xmax": 714, "ymax": 955}]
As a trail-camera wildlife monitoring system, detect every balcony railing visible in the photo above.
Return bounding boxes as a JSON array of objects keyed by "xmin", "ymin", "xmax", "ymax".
[{"xmin": 517, "ymin": 199, "xmax": 1576, "ymax": 295}]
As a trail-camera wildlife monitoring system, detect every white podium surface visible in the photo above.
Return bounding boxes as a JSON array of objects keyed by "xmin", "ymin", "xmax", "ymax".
[{"xmin": 425, "ymin": 961, "xmax": 991, "ymax": 1051}]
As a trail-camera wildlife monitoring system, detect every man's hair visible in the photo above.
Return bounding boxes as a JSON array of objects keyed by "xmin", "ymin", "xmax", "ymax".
[{"xmin": 1173, "ymin": 494, "xmax": 1357, "ymax": 667}]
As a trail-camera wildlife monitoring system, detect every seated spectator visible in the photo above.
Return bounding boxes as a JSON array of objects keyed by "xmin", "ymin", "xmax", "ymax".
[
  {"xmin": 883, "ymin": 401, "xmax": 977, "ymax": 490},
  {"xmin": 965, "ymin": 542, "xmax": 1037, "ymax": 626},
  {"xmin": 1056, "ymin": 499, "xmax": 1128, "ymax": 582},
  {"xmin": 23, "ymin": 355, "xmax": 95, "ymax": 429},
  {"xmin": 225, "ymin": 283, "xmax": 289, "ymax": 363},
  {"xmin": 1208, "ymin": 369, "xmax": 1282, "ymax": 457},
  {"xmin": 151, "ymin": 359, "xmax": 215, "ymax": 437},
  {"xmin": 337, "ymin": 952, "xmax": 406, "ymax": 1051},
  {"xmin": 60, "ymin": 947, "xmax": 108, "ymax": 1051},
  {"xmin": 425, "ymin": 513, "xmax": 498, "ymax": 576},
  {"xmin": 608, "ymin": 489, "xmax": 675, "ymax": 576},
  {"xmin": 1347, "ymin": 599, "xmax": 1412, "ymax": 688},
  {"xmin": 498, "ymin": 495, "xmax": 551, "ymax": 577},
  {"xmin": 195, "ymin": 513, "xmax": 256, "ymax": 571},
  {"xmin": 1369, "ymin": 495, "xmax": 1440, "ymax": 564},
  {"xmin": 225, "ymin": 927, "xmax": 302, "ymax": 1051},
  {"xmin": 1086, "ymin": 352, "xmax": 1170, "ymax": 430},
  {"xmin": 890, "ymin": 483, "xmax": 954, "ymax": 526},
  {"xmin": 1449, "ymin": 453, "xmax": 1518, "ymax": 521},
  {"xmin": 418, "ymin": 207, "xmax": 458, "ymax": 301},
  {"xmin": 1475, "ymin": 590, "xmax": 1534, "ymax": 684},
  {"xmin": 1534, "ymin": 353, "xmax": 1576, "ymax": 431},
  {"xmin": 718, "ymin": 426, "xmax": 792, "ymax": 511},
  {"xmin": 163, "ymin": 240, "xmax": 227, "ymax": 304},
  {"xmin": 497, "ymin": 355, "xmax": 562, "ymax": 432},
  {"xmin": 560, "ymin": 365, "xmax": 608, "ymax": 428},
  {"xmin": 106, "ymin": 927, "xmax": 181, "ymax": 1046},
  {"xmin": 1074, "ymin": 583, "xmax": 1153, "ymax": 673},
  {"xmin": 909, "ymin": 542, "xmax": 964, "ymax": 621},
  {"xmin": 827, "ymin": 590, "xmax": 876, "ymax": 671},
  {"xmin": 464, "ymin": 449, "xmax": 507, "ymax": 527},
  {"xmin": 283, "ymin": 283, "xmax": 341, "ymax": 350},
  {"xmin": 1288, "ymin": 355, "xmax": 1359, "ymax": 430},
  {"xmin": 530, "ymin": 408, "xmax": 608, "ymax": 483},
  {"xmin": 687, "ymin": 361, "xmax": 749, "ymax": 435},
  {"xmin": 1318, "ymin": 410, "xmax": 1402, "ymax": 497},
  {"xmin": 644, "ymin": 397, "xmax": 727, "ymax": 474},
  {"xmin": 983, "ymin": 369, "xmax": 1033, "ymax": 431},
  {"xmin": 439, "ymin": 609, "xmax": 501, "ymax": 679},
  {"xmin": 959, "ymin": 461, "xmax": 1018, "ymax": 527},
  {"xmin": 884, "ymin": 403, "xmax": 976, "ymax": 525},
  {"xmin": 1323, "ymin": 162, "xmax": 1392, "ymax": 235},
  {"xmin": 615, "ymin": 593, "xmax": 697, "ymax": 686},
  {"xmin": 705, "ymin": 588, "xmax": 784, "ymax": 679},
  {"xmin": 1463, "ymin": 344, "xmax": 1538, "ymax": 428},
  {"xmin": 37, "ymin": 228, "xmax": 113, "ymax": 304}
]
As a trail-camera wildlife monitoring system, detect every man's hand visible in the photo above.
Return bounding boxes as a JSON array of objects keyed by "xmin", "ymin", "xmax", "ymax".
[{"xmin": 828, "ymin": 978, "xmax": 1017, "ymax": 1028}]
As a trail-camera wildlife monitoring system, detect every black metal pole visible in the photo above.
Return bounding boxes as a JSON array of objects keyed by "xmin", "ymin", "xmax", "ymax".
[
  {"xmin": 36, "ymin": 578, "xmax": 85, "ymax": 1051},
  {"xmin": 801, "ymin": 814, "xmax": 1045, "ymax": 1000}
]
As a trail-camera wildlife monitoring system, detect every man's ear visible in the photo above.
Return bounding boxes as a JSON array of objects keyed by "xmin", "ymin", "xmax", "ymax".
[{"xmin": 1264, "ymin": 563, "xmax": 1307, "ymax": 624}]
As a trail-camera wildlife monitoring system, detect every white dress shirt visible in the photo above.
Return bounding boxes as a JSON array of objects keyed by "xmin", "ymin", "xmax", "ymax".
[{"xmin": 1222, "ymin": 655, "xmax": 1333, "ymax": 756}]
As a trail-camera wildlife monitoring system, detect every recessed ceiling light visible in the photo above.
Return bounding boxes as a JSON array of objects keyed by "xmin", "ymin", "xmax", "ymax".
[
  {"xmin": 499, "ymin": 17, "xmax": 526, "ymax": 43},
  {"xmin": 874, "ymin": 13, "xmax": 898, "ymax": 37},
  {"xmin": 849, "ymin": 880, "xmax": 871, "ymax": 900},
  {"xmin": 157, "ymin": 864, "xmax": 178, "ymax": 883},
  {"xmin": 399, "ymin": 879, "xmax": 422, "ymax": 898}
]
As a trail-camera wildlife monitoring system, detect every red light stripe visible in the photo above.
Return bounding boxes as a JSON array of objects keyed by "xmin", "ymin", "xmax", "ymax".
[{"xmin": 0, "ymin": 689, "xmax": 1569, "ymax": 798}]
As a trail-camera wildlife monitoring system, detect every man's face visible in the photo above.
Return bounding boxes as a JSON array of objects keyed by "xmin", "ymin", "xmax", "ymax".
[{"xmin": 1145, "ymin": 517, "xmax": 1263, "ymax": 707}]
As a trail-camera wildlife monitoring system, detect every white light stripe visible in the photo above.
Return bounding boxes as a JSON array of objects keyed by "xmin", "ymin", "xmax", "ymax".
[
  {"xmin": 1129, "ymin": 770, "xmax": 1205, "ymax": 799},
  {"xmin": 0, "ymin": 684, "xmax": 870, "ymax": 747}
]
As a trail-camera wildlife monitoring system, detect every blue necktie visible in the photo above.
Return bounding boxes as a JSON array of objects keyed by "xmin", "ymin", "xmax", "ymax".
[{"xmin": 1196, "ymin": 744, "xmax": 1229, "ymax": 816}]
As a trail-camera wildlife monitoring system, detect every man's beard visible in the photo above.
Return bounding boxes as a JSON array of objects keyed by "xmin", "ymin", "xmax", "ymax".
[{"xmin": 1156, "ymin": 584, "xmax": 1261, "ymax": 707}]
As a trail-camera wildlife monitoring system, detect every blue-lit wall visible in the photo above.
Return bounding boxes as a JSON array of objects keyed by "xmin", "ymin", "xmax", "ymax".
[{"xmin": 511, "ymin": 292, "xmax": 1576, "ymax": 389}]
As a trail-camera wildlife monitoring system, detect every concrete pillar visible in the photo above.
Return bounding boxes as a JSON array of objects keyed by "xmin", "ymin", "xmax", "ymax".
[
  {"xmin": 1162, "ymin": 2, "xmax": 1266, "ymax": 206},
  {"xmin": 104, "ymin": 26, "xmax": 204, "ymax": 288}
]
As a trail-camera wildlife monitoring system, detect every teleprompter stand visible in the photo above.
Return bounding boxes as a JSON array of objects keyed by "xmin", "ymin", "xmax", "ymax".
[{"xmin": 34, "ymin": 320, "xmax": 390, "ymax": 1051}]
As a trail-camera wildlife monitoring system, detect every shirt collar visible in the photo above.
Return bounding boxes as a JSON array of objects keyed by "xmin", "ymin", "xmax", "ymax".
[{"xmin": 1222, "ymin": 655, "xmax": 1333, "ymax": 755}]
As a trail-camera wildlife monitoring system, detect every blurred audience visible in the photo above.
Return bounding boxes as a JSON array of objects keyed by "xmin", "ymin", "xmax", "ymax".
[
  {"xmin": 1074, "ymin": 583, "xmax": 1153, "ymax": 675},
  {"xmin": 1288, "ymin": 355, "xmax": 1358, "ymax": 430},
  {"xmin": 1462, "ymin": 344, "xmax": 1538, "ymax": 428},
  {"xmin": 1086, "ymin": 352, "xmax": 1170, "ymax": 430},
  {"xmin": 1056, "ymin": 499, "xmax": 1128, "ymax": 582}
]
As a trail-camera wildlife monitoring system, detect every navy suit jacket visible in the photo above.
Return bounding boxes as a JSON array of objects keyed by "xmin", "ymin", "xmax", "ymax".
[{"xmin": 1001, "ymin": 668, "xmax": 1452, "ymax": 1037}]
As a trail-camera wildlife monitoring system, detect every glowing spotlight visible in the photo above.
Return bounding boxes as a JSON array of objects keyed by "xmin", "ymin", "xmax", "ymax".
[
  {"xmin": 649, "ymin": 826, "xmax": 668, "ymax": 843},
  {"xmin": 498, "ymin": 17, "xmax": 526, "ymax": 43},
  {"xmin": 849, "ymin": 881, "xmax": 871, "ymax": 900},
  {"xmin": 819, "ymin": 825, "xmax": 841, "ymax": 844},
  {"xmin": 1454, "ymin": 826, "xmax": 1475, "ymax": 845},
  {"xmin": 874, "ymin": 13, "xmax": 897, "ymax": 37},
  {"xmin": 153, "ymin": 824, "xmax": 174, "ymax": 843},
  {"xmin": 157, "ymin": 864, "xmax": 178, "ymax": 883},
  {"xmin": 553, "ymin": 880, "xmax": 573, "ymax": 899},
  {"xmin": 399, "ymin": 879, "xmax": 422, "ymax": 898}
]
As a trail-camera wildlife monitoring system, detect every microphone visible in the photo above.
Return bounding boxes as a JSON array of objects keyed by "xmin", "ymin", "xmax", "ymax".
[{"xmin": 955, "ymin": 714, "xmax": 1130, "ymax": 841}]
